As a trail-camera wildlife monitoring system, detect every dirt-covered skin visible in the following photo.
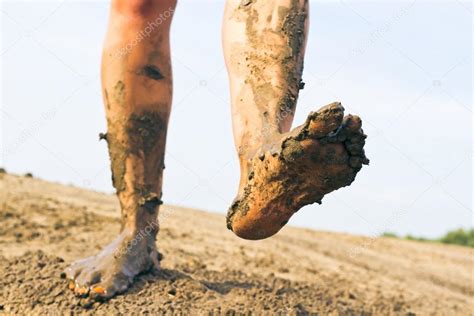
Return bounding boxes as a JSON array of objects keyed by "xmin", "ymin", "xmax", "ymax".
[
  {"xmin": 0, "ymin": 174, "xmax": 472, "ymax": 314},
  {"xmin": 65, "ymin": 0, "xmax": 176, "ymax": 301},
  {"xmin": 227, "ymin": 102, "xmax": 368, "ymax": 239},
  {"xmin": 222, "ymin": 0, "xmax": 369, "ymax": 239},
  {"xmin": 64, "ymin": 227, "xmax": 160, "ymax": 299},
  {"xmin": 223, "ymin": 0, "xmax": 310, "ymax": 154}
]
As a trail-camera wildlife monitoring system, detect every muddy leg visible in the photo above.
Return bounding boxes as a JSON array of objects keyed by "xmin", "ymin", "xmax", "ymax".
[
  {"xmin": 223, "ymin": 0, "xmax": 368, "ymax": 239},
  {"xmin": 65, "ymin": 0, "xmax": 176, "ymax": 299},
  {"xmin": 223, "ymin": 0, "xmax": 308, "ymax": 162}
]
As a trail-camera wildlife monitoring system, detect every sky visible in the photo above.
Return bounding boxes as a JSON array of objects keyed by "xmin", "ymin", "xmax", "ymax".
[{"xmin": 1, "ymin": 0, "xmax": 472, "ymax": 238}]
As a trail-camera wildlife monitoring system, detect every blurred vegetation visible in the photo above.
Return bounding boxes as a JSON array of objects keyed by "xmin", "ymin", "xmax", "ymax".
[
  {"xmin": 381, "ymin": 228, "xmax": 474, "ymax": 248},
  {"xmin": 380, "ymin": 232, "xmax": 398, "ymax": 238},
  {"xmin": 439, "ymin": 228, "xmax": 474, "ymax": 247}
]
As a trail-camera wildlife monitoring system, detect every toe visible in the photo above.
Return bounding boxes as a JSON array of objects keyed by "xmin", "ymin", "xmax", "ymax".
[
  {"xmin": 73, "ymin": 283, "xmax": 90, "ymax": 297},
  {"xmin": 89, "ymin": 273, "xmax": 130, "ymax": 300},
  {"xmin": 343, "ymin": 114, "xmax": 362, "ymax": 133},
  {"xmin": 68, "ymin": 280, "xmax": 75, "ymax": 290},
  {"xmin": 341, "ymin": 115, "xmax": 369, "ymax": 167},
  {"xmin": 307, "ymin": 102, "xmax": 345, "ymax": 138},
  {"xmin": 90, "ymin": 285, "xmax": 107, "ymax": 296},
  {"xmin": 65, "ymin": 260, "xmax": 85, "ymax": 280},
  {"xmin": 349, "ymin": 156, "xmax": 363, "ymax": 169},
  {"xmin": 89, "ymin": 284, "xmax": 114, "ymax": 300},
  {"xmin": 79, "ymin": 269, "xmax": 102, "ymax": 286},
  {"xmin": 346, "ymin": 141, "xmax": 364, "ymax": 156},
  {"xmin": 73, "ymin": 267, "xmax": 102, "ymax": 292}
]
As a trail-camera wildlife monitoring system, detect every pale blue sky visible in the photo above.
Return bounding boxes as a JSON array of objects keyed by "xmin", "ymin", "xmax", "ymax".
[{"xmin": 1, "ymin": 0, "xmax": 472, "ymax": 238}]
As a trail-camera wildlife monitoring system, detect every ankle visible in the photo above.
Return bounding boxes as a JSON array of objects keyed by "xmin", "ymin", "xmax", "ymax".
[{"xmin": 121, "ymin": 221, "xmax": 158, "ymax": 244}]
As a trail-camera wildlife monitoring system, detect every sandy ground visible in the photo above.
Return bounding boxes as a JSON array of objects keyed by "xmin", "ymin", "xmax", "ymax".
[{"xmin": 0, "ymin": 172, "xmax": 473, "ymax": 315}]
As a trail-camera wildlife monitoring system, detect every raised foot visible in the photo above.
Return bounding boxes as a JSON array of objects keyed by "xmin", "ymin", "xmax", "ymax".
[
  {"xmin": 65, "ymin": 227, "xmax": 160, "ymax": 300},
  {"xmin": 227, "ymin": 102, "xmax": 369, "ymax": 240}
]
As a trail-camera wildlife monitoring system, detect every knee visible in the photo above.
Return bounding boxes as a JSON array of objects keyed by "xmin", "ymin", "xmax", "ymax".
[{"xmin": 113, "ymin": 0, "xmax": 177, "ymax": 18}]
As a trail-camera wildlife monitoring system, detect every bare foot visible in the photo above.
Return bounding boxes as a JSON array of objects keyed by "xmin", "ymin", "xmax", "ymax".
[
  {"xmin": 227, "ymin": 102, "xmax": 369, "ymax": 240},
  {"xmin": 65, "ymin": 226, "xmax": 160, "ymax": 300}
]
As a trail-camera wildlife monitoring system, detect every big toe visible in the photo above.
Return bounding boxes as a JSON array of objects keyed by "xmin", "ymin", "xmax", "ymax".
[
  {"xmin": 65, "ymin": 259, "xmax": 88, "ymax": 280},
  {"xmin": 343, "ymin": 114, "xmax": 362, "ymax": 133},
  {"xmin": 307, "ymin": 102, "xmax": 345, "ymax": 138},
  {"xmin": 77, "ymin": 269, "xmax": 101, "ymax": 287}
]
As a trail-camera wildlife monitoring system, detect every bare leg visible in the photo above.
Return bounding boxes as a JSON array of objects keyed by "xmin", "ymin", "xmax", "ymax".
[
  {"xmin": 65, "ymin": 0, "xmax": 176, "ymax": 299},
  {"xmin": 223, "ymin": 0, "xmax": 368, "ymax": 239}
]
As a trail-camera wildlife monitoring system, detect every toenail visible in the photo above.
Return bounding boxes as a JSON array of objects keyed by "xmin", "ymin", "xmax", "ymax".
[
  {"xmin": 91, "ymin": 286, "xmax": 106, "ymax": 295},
  {"xmin": 75, "ymin": 285, "xmax": 89, "ymax": 296}
]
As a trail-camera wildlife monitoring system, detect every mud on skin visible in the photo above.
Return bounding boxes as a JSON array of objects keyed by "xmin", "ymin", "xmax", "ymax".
[
  {"xmin": 136, "ymin": 65, "xmax": 164, "ymax": 81},
  {"xmin": 138, "ymin": 192, "xmax": 163, "ymax": 215},
  {"xmin": 113, "ymin": 81, "xmax": 126, "ymax": 108},
  {"xmin": 72, "ymin": 87, "xmax": 168, "ymax": 299},
  {"xmin": 64, "ymin": 228, "xmax": 161, "ymax": 300},
  {"xmin": 227, "ymin": 102, "xmax": 369, "ymax": 240},
  {"xmin": 225, "ymin": 1, "xmax": 370, "ymax": 240},
  {"xmin": 127, "ymin": 111, "xmax": 166, "ymax": 156},
  {"xmin": 128, "ymin": 110, "xmax": 167, "ymax": 204},
  {"xmin": 238, "ymin": 0, "xmax": 308, "ymax": 139},
  {"xmin": 278, "ymin": 1, "xmax": 307, "ymax": 117},
  {"xmin": 105, "ymin": 108, "xmax": 167, "ymax": 195},
  {"xmin": 106, "ymin": 131, "xmax": 128, "ymax": 193},
  {"xmin": 105, "ymin": 84, "xmax": 169, "ymax": 196},
  {"xmin": 104, "ymin": 81, "xmax": 167, "ymax": 210}
]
